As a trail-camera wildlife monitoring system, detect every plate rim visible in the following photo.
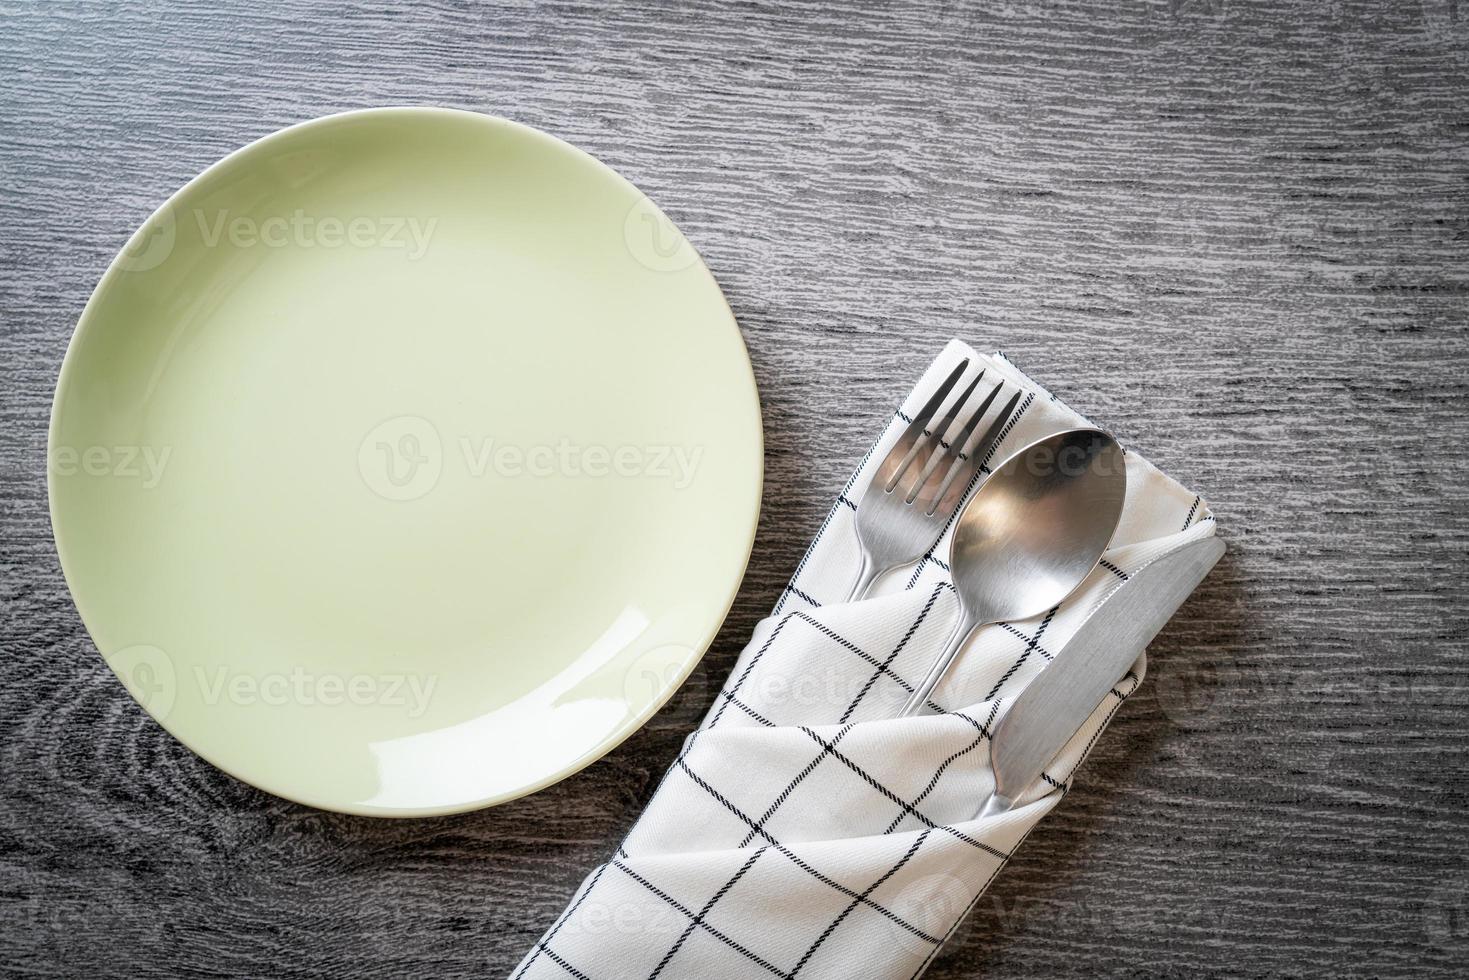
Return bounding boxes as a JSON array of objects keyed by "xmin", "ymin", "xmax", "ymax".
[{"xmin": 47, "ymin": 105, "xmax": 764, "ymax": 817}]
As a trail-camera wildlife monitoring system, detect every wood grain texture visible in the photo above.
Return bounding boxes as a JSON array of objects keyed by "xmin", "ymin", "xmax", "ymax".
[{"xmin": 1, "ymin": 0, "xmax": 1466, "ymax": 976}]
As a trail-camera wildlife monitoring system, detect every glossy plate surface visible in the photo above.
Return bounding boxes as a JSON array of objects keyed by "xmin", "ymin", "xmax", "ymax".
[{"xmin": 48, "ymin": 108, "xmax": 762, "ymax": 816}]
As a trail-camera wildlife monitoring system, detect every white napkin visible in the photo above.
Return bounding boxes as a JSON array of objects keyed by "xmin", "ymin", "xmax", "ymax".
[{"xmin": 512, "ymin": 340, "xmax": 1217, "ymax": 980}]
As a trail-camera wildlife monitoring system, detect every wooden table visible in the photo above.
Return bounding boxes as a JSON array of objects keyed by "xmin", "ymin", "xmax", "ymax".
[{"xmin": 2, "ymin": 2, "xmax": 1465, "ymax": 976}]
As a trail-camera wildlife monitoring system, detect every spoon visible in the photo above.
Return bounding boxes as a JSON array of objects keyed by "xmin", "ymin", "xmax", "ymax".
[{"xmin": 897, "ymin": 427, "xmax": 1127, "ymax": 717}]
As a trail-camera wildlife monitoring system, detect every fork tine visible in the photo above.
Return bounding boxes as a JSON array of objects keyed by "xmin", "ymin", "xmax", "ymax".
[
  {"xmin": 967, "ymin": 388, "xmax": 1024, "ymax": 472},
  {"xmin": 901, "ymin": 371, "xmax": 984, "ymax": 502},
  {"xmin": 880, "ymin": 358, "xmax": 969, "ymax": 492},
  {"xmin": 929, "ymin": 370, "xmax": 985, "ymax": 441},
  {"xmin": 910, "ymin": 380, "xmax": 1005, "ymax": 507},
  {"xmin": 911, "ymin": 358, "xmax": 970, "ymax": 432},
  {"xmin": 945, "ymin": 380, "xmax": 1004, "ymax": 464},
  {"xmin": 923, "ymin": 387, "xmax": 1024, "ymax": 515},
  {"xmin": 906, "ymin": 379, "xmax": 997, "ymax": 505}
]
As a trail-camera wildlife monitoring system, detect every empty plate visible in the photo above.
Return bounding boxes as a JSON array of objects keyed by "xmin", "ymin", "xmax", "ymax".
[{"xmin": 48, "ymin": 108, "xmax": 763, "ymax": 816}]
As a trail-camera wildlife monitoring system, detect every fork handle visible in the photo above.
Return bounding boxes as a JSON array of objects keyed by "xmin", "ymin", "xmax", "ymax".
[
  {"xmin": 898, "ymin": 609, "xmax": 980, "ymax": 716},
  {"xmin": 844, "ymin": 551, "xmax": 879, "ymax": 603}
]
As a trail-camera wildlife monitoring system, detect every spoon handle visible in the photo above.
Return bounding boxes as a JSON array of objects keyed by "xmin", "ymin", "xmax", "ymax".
[{"xmin": 897, "ymin": 609, "xmax": 981, "ymax": 716}]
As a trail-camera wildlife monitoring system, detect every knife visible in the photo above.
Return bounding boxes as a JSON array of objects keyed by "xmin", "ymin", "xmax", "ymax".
[{"xmin": 976, "ymin": 535, "xmax": 1226, "ymax": 819}]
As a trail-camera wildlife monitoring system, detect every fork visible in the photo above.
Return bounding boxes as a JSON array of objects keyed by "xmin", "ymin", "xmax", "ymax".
[{"xmin": 844, "ymin": 359, "xmax": 1023, "ymax": 602}]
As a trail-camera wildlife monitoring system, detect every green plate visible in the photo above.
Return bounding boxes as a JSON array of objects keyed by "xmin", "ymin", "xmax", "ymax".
[{"xmin": 48, "ymin": 108, "xmax": 762, "ymax": 816}]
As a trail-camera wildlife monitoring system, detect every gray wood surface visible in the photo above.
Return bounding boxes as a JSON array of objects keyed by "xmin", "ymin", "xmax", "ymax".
[{"xmin": 2, "ymin": 1, "xmax": 1466, "ymax": 977}]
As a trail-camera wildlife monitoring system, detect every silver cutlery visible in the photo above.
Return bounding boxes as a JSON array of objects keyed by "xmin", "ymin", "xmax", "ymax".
[
  {"xmin": 897, "ymin": 428, "xmax": 1128, "ymax": 717},
  {"xmin": 846, "ymin": 359, "xmax": 1023, "ymax": 602},
  {"xmin": 976, "ymin": 535, "xmax": 1226, "ymax": 818}
]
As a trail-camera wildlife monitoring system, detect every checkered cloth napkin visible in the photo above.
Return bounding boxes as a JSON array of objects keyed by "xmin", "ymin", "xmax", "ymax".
[{"xmin": 512, "ymin": 340, "xmax": 1217, "ymax": 980}]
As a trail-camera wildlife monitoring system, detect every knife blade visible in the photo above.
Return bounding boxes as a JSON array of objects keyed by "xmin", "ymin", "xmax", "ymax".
[{"xmin": 977, "ymin": 535, "xmax": 1226, "ymax": 818}]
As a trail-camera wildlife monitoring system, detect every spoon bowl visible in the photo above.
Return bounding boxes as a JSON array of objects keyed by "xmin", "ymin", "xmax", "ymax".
[{"xmin": 899, "ymin": 427, "xmax": 1127, "ymax": 716}]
